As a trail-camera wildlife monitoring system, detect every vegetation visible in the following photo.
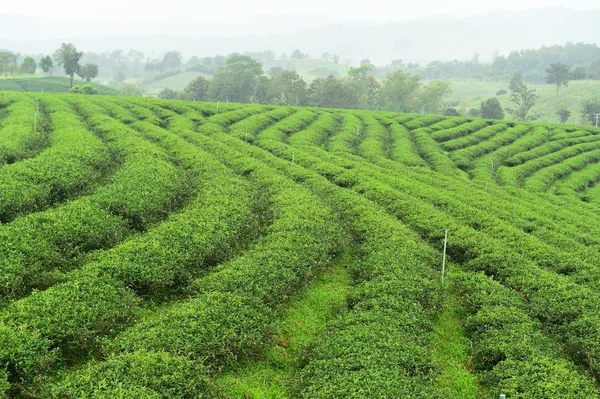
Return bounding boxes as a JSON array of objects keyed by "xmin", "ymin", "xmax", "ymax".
[{"xmin": 2, "ymin": 92, "xmax": 600, "ymax": 398}]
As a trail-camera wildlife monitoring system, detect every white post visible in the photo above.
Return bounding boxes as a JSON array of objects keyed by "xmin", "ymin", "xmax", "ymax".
[
  {"xmin": 441, "ymin": 229, "xmax": 448, "ymax": 285},
  {"xmin": 216, "ymin": 101, "xmax": 220, "ymax": 113},
  {"xmin": 356, "ymin": 126, "xmax": 360, "ymax": 138},
  {"xmin": 491, "ymin": 160, "xmax": 495, "ymax": 174}
]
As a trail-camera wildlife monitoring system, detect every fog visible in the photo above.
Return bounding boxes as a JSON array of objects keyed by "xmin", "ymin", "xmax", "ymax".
[{"xmin": 1, "ymin": 2, "xmax": 600, "ymax": 63}]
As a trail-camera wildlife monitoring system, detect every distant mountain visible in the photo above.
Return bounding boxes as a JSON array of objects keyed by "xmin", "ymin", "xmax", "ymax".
[{"xmin": 1, "ymin": 8, "xmax": 599, "ymax": 63}]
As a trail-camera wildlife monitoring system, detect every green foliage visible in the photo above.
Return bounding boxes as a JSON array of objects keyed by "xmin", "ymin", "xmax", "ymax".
[
  {"xmin": 506, "ymin": 73, "xmax": 538, "ymax": 121},
  {"xmin": 183, "ymin": 75, "xmax": 209, "ymax": 101},
  {"xmin": 546, "ymin": 62, "xmax": 571, "ymax": 95},
  {"xmin": 380, "ymin": 69, "xmax": 421, "ymax": 112},
  {"xmin": 39, "ymin": 55, "xmax": 53, "ymax": 75},
  {"xmin": 53, "ymin": 43, "xmax": 84, "ymax": 87},
  {"xmin": 19, "ymin": 56, "xmax": 37, "ymax": 75},
  {"xmin": 69, "ymin": 84, "xmax": 98, "ymax": 94},
  {"xmin": 480, "ymin": 97, "xmax": 505, "ymax": 119},
  {"xmin": 48, "ymin": 351, "xmax": 211, "ymax": 398},
  {"xmin": 77, "ymin": 63, "xmax": 99, "ymax": 82},
  {"xmin": 157, "ymin": 87, "xmax": 179, "ymax": 99},
  {"xmin": 208, "ymin": 55, "xmax": 264, "ymax": 103}
]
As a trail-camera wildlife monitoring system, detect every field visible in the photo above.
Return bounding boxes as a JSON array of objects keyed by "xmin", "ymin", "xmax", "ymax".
[
  {"xmin": 141, "ymin": 71, "xmax": 215, "ymax": 94},
  {"xmin": 0, "ymin": 77, "xmax": 120, "ymax": 95},
  {"xmin": 447, "ymin": 79, "xmax": 600, "ymax": 124},
  {"xmin": 2, "ymin": 92, "xmax": 600, "ymax": 398}
]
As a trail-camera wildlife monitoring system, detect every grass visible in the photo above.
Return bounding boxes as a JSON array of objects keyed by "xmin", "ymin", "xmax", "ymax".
[
  {"xmin": 215, "ymin": 254, "xmax": 352, "ymax": 398},
  {"xmin": 142, "ymin": 71, "xmax": 214, "ymax": 94},
  {"xmin": 445, "ymin": 79, "xmax": 600, "ymax": 124},
  {"xmin": 432, "ymin": 268, "xmax": 482, "ymax": 398}
]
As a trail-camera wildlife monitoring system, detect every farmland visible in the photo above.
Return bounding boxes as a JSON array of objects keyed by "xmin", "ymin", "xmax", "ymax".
[
  {"xmin": 2, "ymin": 92, "xmax": 600, "ymax": 398},
  {"xmin": 0, "ymin": 77, "xmax": 120, "ymax": 95}
]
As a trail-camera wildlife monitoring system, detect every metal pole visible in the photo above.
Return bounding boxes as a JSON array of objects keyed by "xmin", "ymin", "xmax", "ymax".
[{"xmin": 441, "ymin": 229, "xmax": 448, "ymax": 285}]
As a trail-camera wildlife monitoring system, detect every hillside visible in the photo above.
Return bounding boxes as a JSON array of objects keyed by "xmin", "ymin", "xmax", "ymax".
[
  {"xmin": 0, "ymin": 77, "xmax": 120, "ymax": 95},
  {"xmin": 2, "ymin": 93, "xmax": 600, "ymax": 398},
  {"xmin": 447, "ymin": 79, "xmax": 600, "ymax": 124}
]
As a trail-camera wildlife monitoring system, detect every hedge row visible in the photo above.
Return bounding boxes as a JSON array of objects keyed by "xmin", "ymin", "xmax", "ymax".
[
  {"xmin": 429, "ymin": 119, "xmax": 489, "ymax": 142},
  {"xmin": 450, "ymin": 124, "xmax": 533, "ymax": 171},
  {"xmin": 412, "ymin": 127, "xmax": 465, "ymax": 176},
  {"xmin": 498, "ymin": 139, "xmax": 600, "ymax": 187},
  {"xmin": 0, "ymin": 94, "xmax": 50, "ymax": 165},
  {"xmin": 377, "ymin": 116, "xmax": 427, "ymax": 167},
  {"xmin": 455, "ymin": 271, "xmax": 598, "ymax": 398},
  {"xmin": 258, "ymin": 109, "xmax": 317, "ymax": 142},
  {"xmin": 194, "ymin": 122, "xmax": 445, "ymax": 397},
  {"xmin": 441, "ymin": 123, "xmax": 508, "ymax": 152},
  {"xmin": 0, "ymin": 96, "xmax": 111, "ymax": 221},
  {"xmin": 0, "ymin": 109, "xmax": 263, "ymax": 395}
]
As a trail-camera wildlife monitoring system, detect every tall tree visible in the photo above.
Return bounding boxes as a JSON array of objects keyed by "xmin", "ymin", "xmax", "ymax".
[
  {"xmin": 480, "ymin": 97, "xmax": 504, "ymax": 120},
  {"xmin": 20, "ymin": 56, "xmax": 37, "ymax": 75},
  {"xmin": 418, "ymin": 80, "xmax": 452, "ymax": 114},
  {"xmin": 555, "ymin": 106, "xmax": 571, "ymax": 124},
  {"xmin": 346, "ymin": 65, "xmax": 380, "ymax": 110},
  {"xmin": 545, "ymin": 63, "xmax": 570, "ymax": 96},
  {"xmin": 184, "ymin": 76, "xmax": 210, "ymax": 101},
  {"xmin": 506, "ymin": 73, "xmax": 538, "ymax": 121},
  {"xmin": 379, "ymin": 69, "xmax": 421, "ymax": 112},
  {"xmin": 266, "ymin": 70, "xmax": 307, "ymax": 106},
  {"xmin": 40, "ymin": 56, "xmax": 54, "ymax": 76},
  {"xmin": 54, "ymin": 43, "xmax": 84, "ymax": 87},
  {"xmin": 308, "ymin": 76, "xmax": 358, "ymax": 109},
  {"xmin": 581, "ymin": 98, "xmax": 600, "ymax": 126},
  {"xmin": 161, "ymin": 51, "xmax": 182, "ymax": 70},
  {"xmin": 77, "ymin": 64, "xmax": 99, "ymax": 82},
  {"xmin": 207, "ymin": 55, "xmax": 264, "ymax": 103}
]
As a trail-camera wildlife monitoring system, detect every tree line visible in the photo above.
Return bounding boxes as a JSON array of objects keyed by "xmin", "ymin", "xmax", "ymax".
[
  {"xmin": 0, "ymin": 44, "xmax": 99, "ymax": 87},
  {"xmin": 158, "ymin": 56, "xmax": 452, "ymax": 114}
]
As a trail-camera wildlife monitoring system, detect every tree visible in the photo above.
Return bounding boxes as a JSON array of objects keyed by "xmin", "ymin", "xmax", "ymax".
[
  {"xmin": 480, "ymin": 97, "xmax": 504, "ymax": 120},
  {"xmin": 570, "ymin": 66, "xmax": 587, "ymax": 80},
  {"xmin": 379, "ymin": 69, "xmax": 421, "ymax": 113},
  {"xmin": 54, "ymin": 43, "xmax": 84, "ymax": 87},
  {"xmin": 506, "ymin": 73, "xmax": 538, "ymax": 121},
  {"xmin": 418, "ymin": 80, "xmax": 452, "ymax": 114},
  {"xmin": 555, "ymin": 106, "xmax": 571, "ymax": 124},
  {"xmin": 545, "ymin": 63, "xmax": 570, "ymax": 96},
  {"xmin": 268, "ymin": 66, "xmax": 283, "ymax": 77},
  {"xmin": 161, "ymin": 51, "xmax": 182, "ymax": 70},
  {"xmin": 158, "ymin": 88, "xmax": 179, "ymax": 99},
  {"xmin": 331, "ymin": 54, "xmax": 340, "ymax": 65},
  {"xmin": 346, "ymin": 65, "xmax": 380, "ymax": 110},
  {"xmin": 308, "ymin": 76, "xmax": 358, "ymax": 109},
  {"xmin": 120, "ymin": 83, "xmax": 143, "ymax": 96},
  {"xmin": 266, "ymin": 70, "xmax": 307, "ymax": 106},
  {"xmin": 40, "ymin": 56, "xmax": 53, "ymax": 76},
  {"xmin": 184, "ymin": 76, "xmax": 210, "ymax": 101},
  {"xmin": 291, "ymin": 49, "xmax": 308, "ymax": 60},
  {"xmin": 207, "ymin": 55, "xmax": 264, "ymax": 103},
  {"xmin": 77, "ymin": 63, "xmax": 99, "ymax": 82},
  {"xmin": 581, "ymin": 97, "xmax": 600, "ymax": 126},
  {"xmin": 20, "ymin": 56, "xmax": 37, "ymax": 75}
]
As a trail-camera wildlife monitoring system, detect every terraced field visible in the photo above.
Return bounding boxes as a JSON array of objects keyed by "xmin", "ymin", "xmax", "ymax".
[{"xmin": 2, "ymin": 92, "xmax": 600, "ymax": 398}]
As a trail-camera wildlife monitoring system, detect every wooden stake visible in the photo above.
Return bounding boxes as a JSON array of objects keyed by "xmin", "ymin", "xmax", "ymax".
[{"xmin": 441, "ymin": 229, "xmax": 448, "ymax": 285}]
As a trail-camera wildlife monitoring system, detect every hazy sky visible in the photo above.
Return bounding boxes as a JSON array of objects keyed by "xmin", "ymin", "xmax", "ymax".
[{"xmin": 4, "ymin": 0, "xmax": 600, "ymax": 21}]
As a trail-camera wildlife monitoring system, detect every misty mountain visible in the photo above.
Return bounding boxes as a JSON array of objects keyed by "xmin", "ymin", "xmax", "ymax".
[{"xmin": 1, "ymin": 8, "xmax": 599, "ymax": 64}]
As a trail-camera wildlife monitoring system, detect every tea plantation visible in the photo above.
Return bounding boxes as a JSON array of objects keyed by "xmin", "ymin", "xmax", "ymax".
[{"xmin": 1, "ymin": 92, "xmax": 600, "ymax": 398}]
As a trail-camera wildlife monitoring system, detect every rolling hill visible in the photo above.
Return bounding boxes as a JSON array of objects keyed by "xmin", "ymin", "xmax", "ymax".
[{"xmin": 1, "ymin": 92, "xmax": 600, "ymax": 398}]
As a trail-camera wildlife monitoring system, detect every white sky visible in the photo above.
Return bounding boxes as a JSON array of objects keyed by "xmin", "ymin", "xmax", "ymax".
[{"xmin": 4, "ymin": 0, "xmax": 600, "ymax": 21}]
